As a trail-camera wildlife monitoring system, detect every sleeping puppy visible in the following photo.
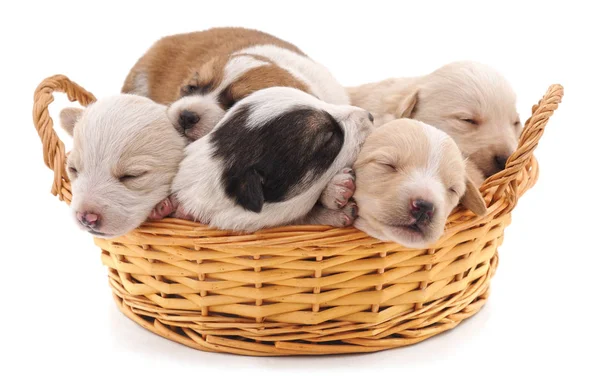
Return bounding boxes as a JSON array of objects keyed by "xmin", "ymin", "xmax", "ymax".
[
  {"xmin": 122, "ymin": 27, "xmax": 349, "ymax": 141},
  {"xmin": 59, "ymin": 95, "xmax": 186, "ymax": 238},
  {"xmin": 348, "ymin": 61, "xmax": 522, "ymax": 186},
  {"xmin": 353, "ymin": 119, "xmax": 487, "ymax": 248},
  {"xmin": 152, "ymin": 87, "xmax": 374, "ymax": 232}
]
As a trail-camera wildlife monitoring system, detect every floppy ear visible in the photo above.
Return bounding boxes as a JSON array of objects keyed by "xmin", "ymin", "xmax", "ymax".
[
  {"xmin": 395, "ymin": 88, "xmax": 419, "ymax": 118},
  {"xmin": 465, "ymin": 159, "xmax": 485, "ymax": 188},
  {"xmin": 225, "ymin": 168, "xmax": 265, "ymax": 213},
  {"xmin": 59, "ymin": 107, "xmax": 84, "ymax": 136},
  {"xmin": 461, "ymin": 176, "xmax": 487, "ymax": 216}
]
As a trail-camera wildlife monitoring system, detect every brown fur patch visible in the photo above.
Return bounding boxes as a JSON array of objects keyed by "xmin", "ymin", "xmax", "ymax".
[
  {"xmin": 217, "ymin": 64, "xmax": 311, "ymax": 110},
  {"xmin": 179, "ymin": 56, "xmax": 228, "ymax": 97},
  {"xmin": 179, "ymin": 53, "xmax": 280, "ymax": 98},
  {"xmin": 122, "ymin": 27, "xmax": 306, "ymax": 105}
]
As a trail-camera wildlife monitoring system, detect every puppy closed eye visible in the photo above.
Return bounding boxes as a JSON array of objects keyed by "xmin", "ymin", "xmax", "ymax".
[
  {"xmin": 367, "ymin": 150, "xmax": 401, "ymax": 173},
  {"xmin": 448, "ymin": 187, "xmax": 459, "ymax": 195},
  {"xmin": 181, "ymin": 84, "xmax": 199, "ymax": 96},
  {"xmin": 118, "ymin": 172, "xmax": 148, "ymax": 183},
  {"xmin": 460, "ymin": 118, "xmax": 479, "ymax": 126},
  {"xmin": 68, "ymin": 166, "xmax": 78, "ymax": 177},
  {"xmin": 376, "ymin": 161, "xmax": 398, "ymax": 172}
]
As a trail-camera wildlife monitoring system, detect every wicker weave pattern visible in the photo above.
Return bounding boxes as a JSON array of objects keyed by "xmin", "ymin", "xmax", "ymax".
[{"xmin": 32, "ymin": 75, "xmax": 563, "ymax": 356}]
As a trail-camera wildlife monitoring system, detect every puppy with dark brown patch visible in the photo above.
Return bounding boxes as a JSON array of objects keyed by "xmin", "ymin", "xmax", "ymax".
[
  {"xmin": 151, "ymin": 87, "xmax": 374, "ymax": 231},
  {"xmin": 122, "ymin": 27, "xmax": 349, "ymax": 140}
]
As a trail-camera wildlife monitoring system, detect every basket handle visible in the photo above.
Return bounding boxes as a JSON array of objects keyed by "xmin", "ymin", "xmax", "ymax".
[
  {"xmin": 481, "ymin": 84, "xmax": 564, "ymax": 210},
  {"xmin": 32, "ymin": 75, "xmax": 96, "ymax": 200}
]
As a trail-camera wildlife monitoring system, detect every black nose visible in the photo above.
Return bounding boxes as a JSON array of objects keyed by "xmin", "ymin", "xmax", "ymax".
[
  {"xmin": 494, "ymin": 155, "xmax": 509, "ymax": 172},
  {"xmin": 178, "ymin": 110, "xmax": 200, "ymax": 132},
  {"xmin": 368, "ymin": 112, "xmax": 374, "ymax": 123},
  {"xmin": 410, "ymin": 199, "xmax": 435, "ymax": 225}
]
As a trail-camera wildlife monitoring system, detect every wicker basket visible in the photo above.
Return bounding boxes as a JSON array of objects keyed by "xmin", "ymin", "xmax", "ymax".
[{"xmin": 32, "ymin": 75, "xmax": 563, "ymax": 356}]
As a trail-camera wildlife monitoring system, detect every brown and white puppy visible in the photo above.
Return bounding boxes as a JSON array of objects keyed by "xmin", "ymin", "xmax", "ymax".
[
  {"xmin": 59, "ymin": 95, "xmax": 186, "ymax": 238},
  {"xmin": 122, "ymin": 27, "xmax": 349, "ymax": 140},
  {"xmin": 353, "ymin": 119, "xmax": 487, "ymax": 248},
  {"xmin": 348, "ymin": 61, "xmax": 522, "ymax": 186},
  {"xmin": 153, "ymin": 87, "xmax": 374, "ymax": 232}
]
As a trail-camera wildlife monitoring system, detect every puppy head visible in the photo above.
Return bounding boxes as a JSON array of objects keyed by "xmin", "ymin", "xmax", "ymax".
[
  {"xmin": 208, "ymin": 87, "xmax": 374, "ymax": 213},
  {"xmin": 60, "ymin": 95, "xmax": 186, "ymax": 238},
  {"xmin": 168, "ymin": 53, "xmax": 310, "ymax": 141},
  {"xmin": 353, "ymin": 119, "xmax": 486, "ymax": 248},
  {"xmin": 397, "ymin": 61, "xmax": 521, "ymax": 181}
]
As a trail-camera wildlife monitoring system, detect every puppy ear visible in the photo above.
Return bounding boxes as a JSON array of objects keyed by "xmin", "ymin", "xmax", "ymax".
[
  {"xmin": 395, "ymin": 88, "xmax": 419, "ymax": 118},
  {"xmin": 59, "ymin": 107, "xmax": 84, "ymax": 136},
  {"xmin": 465, "ymin": 159, "xmax": 485, "ymax": 188},
  {"xmin": 226, "ymin": 168, "xmax": 265, "ymax": 213},
  {"xmin": 461, "ymin": 177, "xmax": 487, "ymax": 216}
]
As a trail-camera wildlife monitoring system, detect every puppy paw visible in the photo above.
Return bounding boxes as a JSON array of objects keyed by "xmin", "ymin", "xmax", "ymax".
[
  {"xmin": 147, "ymin": 197, "xmax": 175, "ymax": 221},
  {"xmin": 304, "ymin": 200, "xmax": 358, "ymax": 227},
  {"xmin": 320, "ymin": 168, "xmax": 356, "ymax": 210},
  {"xmin": 333, "ymin": 200, "xmax": 359, "ymax": 227}
]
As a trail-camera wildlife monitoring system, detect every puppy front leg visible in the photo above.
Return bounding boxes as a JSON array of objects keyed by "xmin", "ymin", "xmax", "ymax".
[
  {"xmin": 319, "ymin": 168, "xmax": 356, "ymax": 209},
  {"xmin": 148, "ymin": 196, "xmax": 177, "ymax": 220},
  {"xmin": 148, "ymin": 195, "xmax": 197, "ymax": 222},
  {"xmin": 298, "ymin": 200, "xmax": 358, "ymax": 227}
]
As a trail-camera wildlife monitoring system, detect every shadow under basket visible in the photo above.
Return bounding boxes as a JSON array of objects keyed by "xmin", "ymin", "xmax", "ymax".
[{"xmin": 32, "ymin": 75, "xmax": 563, "ymax": 356}]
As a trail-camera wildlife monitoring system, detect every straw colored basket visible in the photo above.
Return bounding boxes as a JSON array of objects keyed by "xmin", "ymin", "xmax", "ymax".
[{"xmin": 32, "ymin": 75, "xmax": 563, "ymax": 356}]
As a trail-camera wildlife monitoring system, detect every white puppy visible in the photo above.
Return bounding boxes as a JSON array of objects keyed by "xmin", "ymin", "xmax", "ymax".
[
  {"xmin": 353, "ymin": 119, "xmax": 487, "ymax": 248},
  {"xmin": 348, "ymin": 61, "xmax": 522, "ymax": 186},
  {"xmin": 155, "ymin": 87, "xmax": 374, "ymax": 232},
  {"xmin": 59, "ymin": 95, "xmax": 186, "ymax": 238}
]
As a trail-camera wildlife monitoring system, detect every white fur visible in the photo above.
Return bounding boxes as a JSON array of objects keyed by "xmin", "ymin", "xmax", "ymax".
[
  {"xmin": 245, "ymin": 85, "xmax": 359, "ymax": 129},
  {"xmin": 129, "ymin": 71, "xmax": 149, "ymax": 97},
  {"xmin": 239, "ymin": 44, "xmax": 350, "ymax": 105},
  {"xmin": 222, "ymin": 55, "xmax": 269, "ymax": 87}
]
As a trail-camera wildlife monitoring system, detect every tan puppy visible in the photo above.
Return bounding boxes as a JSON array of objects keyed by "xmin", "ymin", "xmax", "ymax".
[
  {"xmin": 353, "ymin": 119, "xmax": 487, "ymax": 248},
  {"xmin": 122, "ymin": 27, "xmax": 349, "ymax": 140},
  {"xmin": 348, "ymin": 61, "xmax": 522, "ymax": 186}
]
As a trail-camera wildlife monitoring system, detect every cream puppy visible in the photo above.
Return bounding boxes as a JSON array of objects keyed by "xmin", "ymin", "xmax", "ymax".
[
  {"xmin": 155, "ymin": 87, "xmax": 374, "ymax": 232},
  {"xmin": 348, "ymin": 61, "xmax": 522, "ymax": 186},
  {"xmin": 353, "ymin": 119, "xmax": 487, "ymax": 248},
  {"xmin": 59, "ymin": 95, "xmax": 186, "ymax": 238}
]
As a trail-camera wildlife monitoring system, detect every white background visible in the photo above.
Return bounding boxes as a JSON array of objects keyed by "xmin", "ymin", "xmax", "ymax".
[{"xmin": 1, "ymin": 0, "xmax": 597, "ymax": 386}]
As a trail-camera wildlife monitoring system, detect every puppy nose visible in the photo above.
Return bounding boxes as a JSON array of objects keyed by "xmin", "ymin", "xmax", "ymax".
[
  {"xmin": 178, "ymin": 110, "xmax": 200, "ymax": 131},
  {"xmin": 494, "ymin": 155, "xmax": 509, "ymax": 171},
  {"xmin": 367, "ymin": 112, "xmax": 374, "ymax": 123},
  {"xmin": 76, "ymin": 211, "xmax": 100, "ymax": 228},
  {"xmin": 410, "ymin": 199, "xmax": 435, "ymax": 225}
]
